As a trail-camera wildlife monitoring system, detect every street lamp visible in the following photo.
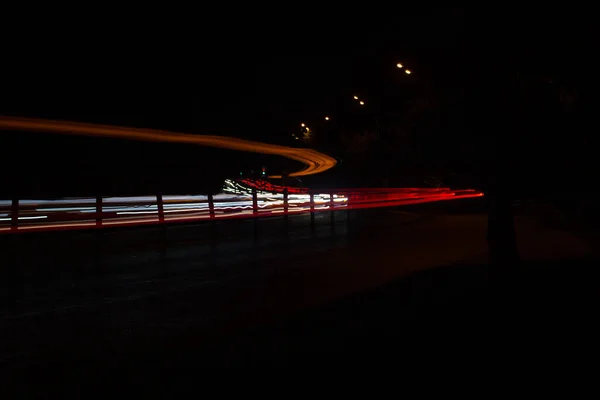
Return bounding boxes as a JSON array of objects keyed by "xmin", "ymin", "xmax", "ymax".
[
  {"xmin": 301, "ymin": 123, "xmax": 305, "ymax": 127},
  {"xmin": 325, "ymin": 116, "xmax": 330, "ymax": 121},
  {"xmin": 396, "ymin": 63, "xmax": 403, "ymax": 68},
  {"xmin": 353, "ymin": 95, "xmax": 359, "ymax": 100},
  {"xmin": 405, "ymin": 69, "xmax": 412, "ymax": 75},
  {"xmin": 359, "ymin": 101, "xmax": 365, "ymax": 105}
]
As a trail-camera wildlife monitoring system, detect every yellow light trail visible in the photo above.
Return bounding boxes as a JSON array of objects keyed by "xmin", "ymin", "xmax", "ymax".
[{"xmin": 0, "ymin": 117, "xmax": 337, "ymax": 178}]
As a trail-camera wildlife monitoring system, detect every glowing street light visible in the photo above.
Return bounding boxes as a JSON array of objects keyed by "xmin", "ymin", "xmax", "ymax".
[
  {"xmin": 396, "ymin": 63, "xmax": 403, "ymax": 68},
  {"xmin": 353, "ymin": 95, "xmax": 359, "ymax": 100},
  {"xmin": 325, "ymin": 116, "xmax": 330, "ymax": 121},
  {"xmin": 301, "ymin": 123, "xmax": 305, "ymax": 127},
  {"xmin": 405, "ymin": 69, "xmax": 412, "ymax": 75},
  {"xmin": 359, "ymin": 101, "xmax": 365, "ymax": 105}
]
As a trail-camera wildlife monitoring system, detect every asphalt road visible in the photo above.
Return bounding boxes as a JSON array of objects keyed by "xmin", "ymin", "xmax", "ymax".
[
  {"xmin": 3, "ymin": 195, "xmax": 596, "ymax": 375},
  {"xmin": 1, "ymin": 199, "xmax": 485, "ymax": 367}
]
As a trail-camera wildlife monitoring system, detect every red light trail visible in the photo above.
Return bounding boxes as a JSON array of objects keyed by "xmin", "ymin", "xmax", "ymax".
[
  {"xmin": 0, "ymin": 179, "xmax": 482, "ymax": 234},
  {"xmin": 0, "ymin": 117, "xmax": 483, "ymax": 234}
]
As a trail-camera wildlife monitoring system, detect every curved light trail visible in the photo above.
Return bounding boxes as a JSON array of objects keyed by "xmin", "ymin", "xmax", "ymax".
[
  {"xmin": 0, "ymin": 116, "xmax": 337, "ymax": 178},
  {"xmin": 0, "ymin": 118, "xmax": 484, "ymax": 235}
]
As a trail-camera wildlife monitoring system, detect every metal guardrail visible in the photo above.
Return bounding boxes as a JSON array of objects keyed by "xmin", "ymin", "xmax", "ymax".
[{"xmin": 0, "ymin": 180, "xmax": 482, "ymax": 235}]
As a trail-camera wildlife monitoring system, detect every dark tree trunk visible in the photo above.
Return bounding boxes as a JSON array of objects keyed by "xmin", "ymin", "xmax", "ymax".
[
  {"xmin": 486, "ymin": 189, "xmax": 519, "ymax": 269},
  {"xmin": 470, "ymin": 44, "xmax": 522, "ymax": 273},
  {"xmin": 473, "ymin": 131, "xmax": 521, "ymax": 274}
]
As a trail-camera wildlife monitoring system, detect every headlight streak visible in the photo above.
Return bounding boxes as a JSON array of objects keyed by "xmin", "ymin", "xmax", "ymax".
[{"xmin": 0, "ymin": 178, "xmax": 482, "ymax": 233}]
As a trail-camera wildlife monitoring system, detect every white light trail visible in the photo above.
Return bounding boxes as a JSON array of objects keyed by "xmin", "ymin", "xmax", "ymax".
[{"xmin": 0, "ymin": 215, "xmax": 48, "ymax": 221}]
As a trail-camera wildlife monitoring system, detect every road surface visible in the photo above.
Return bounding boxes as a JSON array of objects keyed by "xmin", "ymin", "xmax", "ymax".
[
  {"xmin": 2, "ymin": 197, "xmax": 594, "ymax": 369},
  {"xmin": 1, "ymin": 201, "xmax": 484, "ymax": 365}
]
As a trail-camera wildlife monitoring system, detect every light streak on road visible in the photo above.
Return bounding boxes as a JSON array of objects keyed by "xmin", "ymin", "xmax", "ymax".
[
  {"xmin": 0, "ymin": 116, "xmax": 337, "ymax": 178},
  {"xmin": 0, "ymin": 215, "xmax": 48, "ymax": 221},
  {"xmin": 0, "ymin": 179, "xmax": 483, "ymax": 234}
]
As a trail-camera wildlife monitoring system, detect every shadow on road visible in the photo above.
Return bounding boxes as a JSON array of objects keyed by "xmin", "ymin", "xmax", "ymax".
[
  {"xmin": 6, "ymin": 258, "xmax": 599, "ymax": 378},
  {"xmin": 163, "ymin": 258, "xmax": 600, "ymax": 366}
]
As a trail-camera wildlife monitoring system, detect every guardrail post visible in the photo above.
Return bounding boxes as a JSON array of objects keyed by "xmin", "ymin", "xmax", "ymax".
[
  {"xmin": 157, "ymin": 194, "xmax": 167, "ymax": 263},
  {"xmin": 94, "ymin": 195, "xmax": 104, "ymax": 270},
  {"xmin": 157, "ymin": 194, "xmax": 165, "ymax": 223},
  {"xmin": 346, "ymin": 193, "xmax": 351, "ymax": 229},
  {"xmin": 252, "ymin": 189, "xmax": 258, "ymax": 215},
  {"xmin": 208, "ymin": 193, "xmax": 217, "ymax": 251},
  {"xmin": 330, "ymin": 193, "xmax": 335, "ymax": 227},
  {"xmin": 208, "ymin": 194, "xmax": 216, "ymax": 219},
  {"xmin": 95, "ymin": 196, "xmax": 102, "ymax": 227},
  {"xmin": 310, "ymin": 192, "xmax": 315, "ymax": 232},
  {"xmin": 10, "ymin": 198, "xmax": 18, "ymax": 231},
  {"xmin": 252, "ymin": 188, "xmax": 258, "ymax": 241},
  {"xmin": 283, "ymin": 188, "xmax": 289, "ymax": 234}
]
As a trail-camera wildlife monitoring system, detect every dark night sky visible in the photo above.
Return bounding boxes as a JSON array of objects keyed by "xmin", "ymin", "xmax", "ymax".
[
  {"xmin": 1, "ymin": 7, "xmax": 596, "ymax": 146},
  {"xmin": 1, "ymin": 7, "xmax": 466, "ymax": 139},
  {"xmin": 3, "ymin": 6, "xmax": 599, "ymax": 197}
]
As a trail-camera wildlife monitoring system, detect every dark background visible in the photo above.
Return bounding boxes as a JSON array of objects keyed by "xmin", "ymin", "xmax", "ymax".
[
  {"xmin": 1, "ymin": 7, "xmax": 598, "ymax": 197},
  {"xmin": 1, "ymin": 7, "xmax": 464, "ymax": 135},
  {"xmin": 3, "ymin": 5, "xmax": 600, "ymax": 374}
]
